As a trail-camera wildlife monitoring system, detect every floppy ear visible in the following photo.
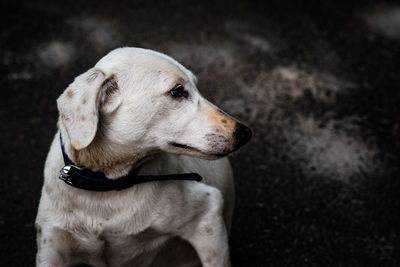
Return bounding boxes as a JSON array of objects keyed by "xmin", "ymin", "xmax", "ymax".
[{"xmin": 57, "ymin": 68, "xmax": 121, "ymax": 150}]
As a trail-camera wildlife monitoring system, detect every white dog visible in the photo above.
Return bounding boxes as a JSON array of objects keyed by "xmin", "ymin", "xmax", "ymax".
[{"xmin": 35, "ymin": 47, "xmax": 252, "ymax": 267}]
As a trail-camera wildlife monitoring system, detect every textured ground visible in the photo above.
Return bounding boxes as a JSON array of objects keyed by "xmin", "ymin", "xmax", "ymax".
[{"xmin": 1, "ymin": 0, "xmax": 400, "ymax": 266}]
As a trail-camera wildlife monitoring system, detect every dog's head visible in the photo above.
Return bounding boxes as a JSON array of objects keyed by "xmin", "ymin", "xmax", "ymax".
[{"xmin": 57, "ymin": 47, "xmax": 251, "ymax": 161}]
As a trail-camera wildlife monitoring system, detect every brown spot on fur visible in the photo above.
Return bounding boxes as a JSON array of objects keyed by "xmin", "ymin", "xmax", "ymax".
[
  {"xmin": 208, "ymin": 112, "xmax": 235, "ymax": 132},
  {"xmin": 72, "ymin": 141, "xmax": 83, "ymax": 150},
  {"xmin": 61, "ymin": 114, "xmax": 69, "ymax": 121},
  {"xmin": 76, "ymin": 106, "xmax": 80, "ymax": 112},
  {"xmin": 205, "ymin": 227, "xmax": 213, "ymax": 234},
  {"xmin": 92, "ymin": 111, "xmax": 96, "ymax": 116},
  {"xmin": 82, "ymin": 98, "xmax": 87, "ymax": 104},
  {"xmin": 67, "ymin": 90, "xmax": 74, "ymax": 98},
  {"xmin": 206, "ymin": 257, "xmax": 212, "ymax": 264},
  {"xmin": 59, "ymin": 230, "xmax": 75, "ymax": 243},
  {"xmin": 81, "ymin": 115, "xmax": 86, "ymax": 121},
  {"xmin": 45, "ymin": 184, "xmax": 53, "ymax": 195}
]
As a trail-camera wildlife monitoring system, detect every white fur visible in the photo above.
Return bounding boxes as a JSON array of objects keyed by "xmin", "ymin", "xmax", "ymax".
[{"xmin": 35, "ymin": 47, "xmax": 247, "ymax": 267}]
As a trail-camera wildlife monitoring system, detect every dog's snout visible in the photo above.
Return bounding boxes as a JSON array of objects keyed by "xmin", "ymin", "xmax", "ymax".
[{"xmin": 232, "ymin": 123, "xmax": 252, "ymax": 151}]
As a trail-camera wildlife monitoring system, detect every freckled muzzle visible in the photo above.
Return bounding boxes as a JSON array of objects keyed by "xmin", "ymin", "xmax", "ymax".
[{"xmin": 232, "ymin": 123, "xmax": 252, "ymax": 151}]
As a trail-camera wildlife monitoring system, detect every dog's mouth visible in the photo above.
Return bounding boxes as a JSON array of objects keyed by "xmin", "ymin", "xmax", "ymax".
[{"xmin": 169, "ymin": 142, "xmax": 227, "ymax": 159}]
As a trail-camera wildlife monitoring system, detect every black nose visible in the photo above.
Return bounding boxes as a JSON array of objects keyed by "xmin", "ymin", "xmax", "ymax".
[{"xmin": 232, "ymin": 123, "xmax": 252, "ymax": 151}]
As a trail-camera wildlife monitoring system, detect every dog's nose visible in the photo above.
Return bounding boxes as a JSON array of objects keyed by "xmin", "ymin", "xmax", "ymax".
[{"xmin": 232, "ymin": 123, "xmax": 252, "ymax": 151}]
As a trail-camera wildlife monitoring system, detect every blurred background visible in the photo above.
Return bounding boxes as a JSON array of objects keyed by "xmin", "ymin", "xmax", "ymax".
[{"xmin": 1, "ymin": 0, "xmax": 400, "ymax": 266}]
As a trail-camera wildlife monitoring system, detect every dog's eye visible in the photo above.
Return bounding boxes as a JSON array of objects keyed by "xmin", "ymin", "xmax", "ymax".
[{"xmin": 169, "ymin": 84, "xmax": 188, "ymax": 99}]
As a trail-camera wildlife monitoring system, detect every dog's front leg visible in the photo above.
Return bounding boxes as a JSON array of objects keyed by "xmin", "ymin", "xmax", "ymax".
[
  {"xmin": 155, "ymin": 183, "xmax": 231, "ymax": 267},
  {"xmin": 181, "ymin": 200, "xmax": 230, "ymax": 267}
]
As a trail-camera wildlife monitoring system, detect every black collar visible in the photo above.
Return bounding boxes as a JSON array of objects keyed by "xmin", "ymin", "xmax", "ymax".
[{"xmin": 58, "ymin": 135, "xmax": 202, "ymax": 191}]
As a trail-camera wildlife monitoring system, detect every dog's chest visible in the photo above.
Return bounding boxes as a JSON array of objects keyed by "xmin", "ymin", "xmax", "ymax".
[
  {"xmin": 44, "ymin": 186, "xmax": 170, "ymax": 265},
  {"xmin": 67, "ymin": 216, "xmax": 171, "ymax": 265},
  {"xmin": 102, "ymin": 227, "xmax": 170, "ymax": 264}
]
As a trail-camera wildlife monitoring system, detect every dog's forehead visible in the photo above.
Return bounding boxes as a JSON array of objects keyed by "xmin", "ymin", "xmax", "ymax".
[{"xmin": 96, "ymin": 47, "xmax": 196, "ymax": 83}]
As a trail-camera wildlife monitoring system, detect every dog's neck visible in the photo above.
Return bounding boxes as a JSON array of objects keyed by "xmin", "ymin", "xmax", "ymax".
[
  {"xmin": 60, "ymin": 129, "xmax": 154, "ymax": 179},
  {"xmin": 75, "ymin": 144, "xmax": 151, "ymax": 179}
]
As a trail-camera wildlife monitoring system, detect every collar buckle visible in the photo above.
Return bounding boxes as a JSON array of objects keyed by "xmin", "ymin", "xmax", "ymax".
[{"xmin": 59, "ymin": 164, "xmax": 82, "ymax": 185}]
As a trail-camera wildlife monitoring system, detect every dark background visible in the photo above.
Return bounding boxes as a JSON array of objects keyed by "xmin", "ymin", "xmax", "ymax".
[{"xmin": 1, "ymin": 0, "xmax": 400, "ymax": 266}]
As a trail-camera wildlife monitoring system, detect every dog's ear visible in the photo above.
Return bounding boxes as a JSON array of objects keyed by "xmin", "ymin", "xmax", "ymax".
[{"xmin": 57, "ymin": 68, "xmax": 121, "ymax": 150}]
